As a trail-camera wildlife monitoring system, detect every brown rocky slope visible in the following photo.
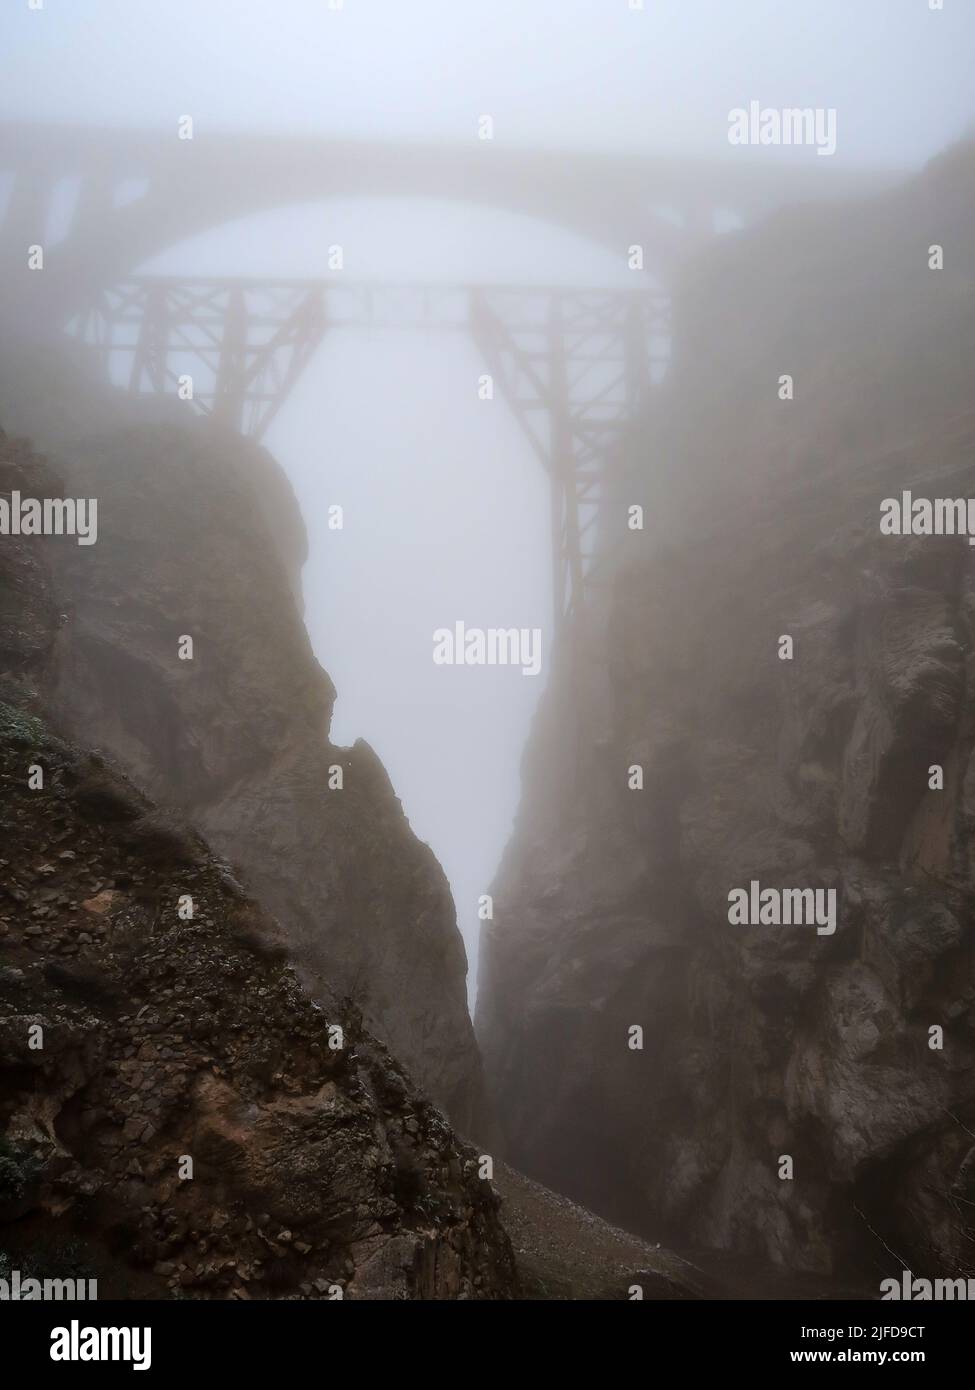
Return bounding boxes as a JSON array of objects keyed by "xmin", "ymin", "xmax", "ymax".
[
  {"xmin": 0, "ymin": 436, "xmax": 514, "ymax": 1299},
  {"xmin": 0, "ymin": 393, "xmax": 486, "ymax": 1137}
]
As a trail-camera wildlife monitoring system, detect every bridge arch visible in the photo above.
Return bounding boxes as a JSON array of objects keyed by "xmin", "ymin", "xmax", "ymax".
[
  {"xmin": 1, "ymin": 121, "xmax": 885, "ymax": 323},
  {"xmin": 2, "ymin": 124, "xmax": 890, "ymax": 626}
]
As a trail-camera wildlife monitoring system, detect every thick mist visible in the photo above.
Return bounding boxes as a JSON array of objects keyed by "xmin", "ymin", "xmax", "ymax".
[{"xmin": 2, "ymin": 0, "xmax": 973, "ymax": 1012}]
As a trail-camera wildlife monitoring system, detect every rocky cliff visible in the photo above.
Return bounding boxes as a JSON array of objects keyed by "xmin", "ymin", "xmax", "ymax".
[
  {"xmin": 0, "ymin": 435, "xmax": 514, "ymax": 1299},
  {"xmin": 0, "ymin": 390, "xmax": 486, "ymax": 1136},
  {"xmin": 477, "ymin": 143, "xmax": 975, "ymax": 1280}
]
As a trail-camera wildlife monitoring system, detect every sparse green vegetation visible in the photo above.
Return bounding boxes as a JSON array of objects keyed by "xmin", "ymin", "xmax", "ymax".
[
  {"xmin": 0, "ymin": 701, "xmax": 46, "ymax": 748},
  {"xmin": 0, "ymin": 1137, "xmax": 38, "ymax": 1203}
]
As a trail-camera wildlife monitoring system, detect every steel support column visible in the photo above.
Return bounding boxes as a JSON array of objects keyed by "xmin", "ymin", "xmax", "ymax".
[{"xmin": 67, "ymin": 276, "xmax": 667, "ymax": 633}]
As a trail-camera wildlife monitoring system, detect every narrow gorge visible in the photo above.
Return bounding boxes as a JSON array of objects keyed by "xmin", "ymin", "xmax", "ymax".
[
  {"xmin": 0, "ymin": 372, "xmax": 694, "ymax": 1300},
  {"xmin": 2, "ymin": 8, "xmax": 973, "ymax": 1323}
]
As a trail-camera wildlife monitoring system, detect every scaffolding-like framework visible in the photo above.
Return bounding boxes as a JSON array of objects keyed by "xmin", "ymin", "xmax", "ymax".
[{"xmin": 67, "ymin": 277, "xmax": 669, "ymax": 627}]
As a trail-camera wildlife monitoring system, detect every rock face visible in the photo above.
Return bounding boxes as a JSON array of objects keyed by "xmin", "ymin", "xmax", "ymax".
[
  {"xmin": 477, "ymin": 144, "xmax": 975, "ymax": 1279},
  {"xmin": 8, "ymin": 415, "xmax": 485, "ymax": 1136},
  {"xmin": 0, "ymin": 437, "xmax": 515, "ymax": 1299}
]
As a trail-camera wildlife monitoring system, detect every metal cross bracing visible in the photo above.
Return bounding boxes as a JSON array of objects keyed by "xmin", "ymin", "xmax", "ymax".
[
  {"xmin": 67, "ymin": 279, "xmax": 330, "ymax": 441},
  {"xmin": 66, "ymin": 276, "xmax": 670, "ymax": 628},
  {"xmin": 469, "ymin": 287, "xmax": 669, "ymax": 626}
]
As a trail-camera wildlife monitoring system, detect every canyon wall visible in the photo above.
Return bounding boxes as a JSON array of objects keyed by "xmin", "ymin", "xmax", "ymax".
[
  {"xmin": 477, "ymin": 144, "xmax": 975, "ymax": 1277},
  {"xmin": 0, "ymin": 435, "xmax": 514, "ymax": 1298},
  {"xmin": 0, "ymin": 393, "xmax": 487, "ymax": 1137}
]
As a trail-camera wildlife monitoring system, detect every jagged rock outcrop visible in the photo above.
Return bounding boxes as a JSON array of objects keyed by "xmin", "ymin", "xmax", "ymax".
[
  {"xmin": 477, "ymin": 144, "xmax": 975, "ymax": 1279},
  {"xmin": 0, "ymin": 410, "xmax": 486, "ymax": 1136},
  {"xmin": 0, "ymin": 439, "xmax": 514, "ymax": 1299}
]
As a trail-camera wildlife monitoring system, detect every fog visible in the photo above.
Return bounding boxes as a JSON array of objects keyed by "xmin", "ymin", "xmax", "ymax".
[{"xmin": 3, "ymin": 0, "xmax": 974, "ymax": 1008}]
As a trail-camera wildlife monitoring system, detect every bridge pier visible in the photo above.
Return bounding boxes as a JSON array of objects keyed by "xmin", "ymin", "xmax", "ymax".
[{"xmin": 65, "ymin": 276, "xmax": 667, "ymax": 634}]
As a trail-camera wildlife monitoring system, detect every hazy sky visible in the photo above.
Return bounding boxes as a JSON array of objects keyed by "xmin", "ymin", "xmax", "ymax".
[
  {"xmin": 3, "ymin": 1, "xmax": 973, "ymax": 162},
  {"xmin": 3, "ymin": 0, "xmax": 973, "ymax": 1005}
]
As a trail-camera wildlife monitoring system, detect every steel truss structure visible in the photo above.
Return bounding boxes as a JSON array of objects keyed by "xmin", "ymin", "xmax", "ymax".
[{"xmin": 67, "ymin": 277, "xmax": 669, "ymax": 626}]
